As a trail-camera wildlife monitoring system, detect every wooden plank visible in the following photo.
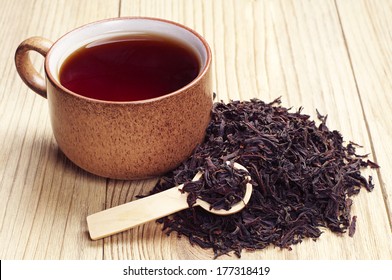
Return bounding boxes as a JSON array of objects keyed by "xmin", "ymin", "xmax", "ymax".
[
  {"xmin": 336, "ymin": 0, "xmax": 392, "ymax": 229},
  {"xmin": 114, "ymin": 0, "xmax": 392, "ymax": 259},
  {"xmin": 0, "ymin": 0, "xmax": 119, "ymax": 259},
  {"xmin": 246, "ymin": 0, "xmax": 391, "ymax": 259},
  {"xmin": 1, "ymin": 0, "xmax": 391, "ymax": 260}
]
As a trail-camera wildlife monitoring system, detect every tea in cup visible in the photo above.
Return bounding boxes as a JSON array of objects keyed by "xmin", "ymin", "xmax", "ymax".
[{"xmin": 15, "ymin": 17, "xmax": 213, "ymax": 179}]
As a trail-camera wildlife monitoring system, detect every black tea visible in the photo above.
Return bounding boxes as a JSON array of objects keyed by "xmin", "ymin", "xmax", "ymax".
[{"xmin": 151, "ymin": 98, "xmax": 378, "ymax": 258}]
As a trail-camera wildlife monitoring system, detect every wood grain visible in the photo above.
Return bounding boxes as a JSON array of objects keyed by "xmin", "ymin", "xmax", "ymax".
[
  {"xmin": 0, "ymin": 0, "xmax": 118, "ymax": 259},
  {"xmin": 336, "ymin": 0, "xmax": 392, "ymax": 228},
  {"xmin": 1, "ymin": 0, "xmax": 391, "ymax": 260}
]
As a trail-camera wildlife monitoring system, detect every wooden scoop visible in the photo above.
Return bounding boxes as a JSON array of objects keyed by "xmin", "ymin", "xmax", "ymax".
[{"xmin": 87, "ymin": 162, "xmax": 252, "ymax": 240}]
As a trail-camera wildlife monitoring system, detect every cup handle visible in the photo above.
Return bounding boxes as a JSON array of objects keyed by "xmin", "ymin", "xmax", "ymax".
[{"xmin": 15, "ymin": 37, "xmax": 53, "ymax": 99}]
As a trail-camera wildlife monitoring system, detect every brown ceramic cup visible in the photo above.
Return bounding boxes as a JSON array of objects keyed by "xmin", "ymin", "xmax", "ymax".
[{"xmin": 15, "ymin": 17, "xmax": 212, "ymax": 179}]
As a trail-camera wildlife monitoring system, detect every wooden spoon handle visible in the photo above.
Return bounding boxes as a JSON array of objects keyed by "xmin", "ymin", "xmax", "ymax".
[{"xmin": 87, "ymin": 186, "xmax": 189, "ymax": 240}]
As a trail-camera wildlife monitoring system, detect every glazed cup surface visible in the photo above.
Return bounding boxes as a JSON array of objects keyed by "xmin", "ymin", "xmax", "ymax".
[{"xmin": 15, "ymin": 17, "xmax": 213, "ymax": 179}]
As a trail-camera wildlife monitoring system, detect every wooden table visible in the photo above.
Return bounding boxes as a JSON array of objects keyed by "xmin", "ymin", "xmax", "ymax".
[{"xmin": 1, "ymin": 0, "xmax": 391, "ymax": 260}]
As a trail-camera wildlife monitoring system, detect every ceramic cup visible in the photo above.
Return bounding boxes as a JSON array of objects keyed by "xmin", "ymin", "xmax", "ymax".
[{"xmin": 15, "ymin": 17, "xmax": 212, "ymax": 179}]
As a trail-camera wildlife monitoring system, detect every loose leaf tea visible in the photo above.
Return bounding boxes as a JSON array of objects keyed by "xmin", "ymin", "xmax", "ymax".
[
  {"xmin": 151, "ymin": 98, "xmax": 378, "ymax": 258},
  {"xmin": 180, "ymin": 159, "xmax": 250, "ymax": 211}
]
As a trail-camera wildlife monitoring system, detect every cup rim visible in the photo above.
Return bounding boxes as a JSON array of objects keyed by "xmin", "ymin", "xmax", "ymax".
[{"xmin": 44, "ymin": 16, "xmax": 212, "ymax": 104}]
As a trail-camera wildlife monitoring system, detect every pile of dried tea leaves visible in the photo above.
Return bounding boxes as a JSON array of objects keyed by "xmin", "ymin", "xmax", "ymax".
[{"xmin": 151, "ymin": 98, "xmax": 379, "ymax": 258}]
